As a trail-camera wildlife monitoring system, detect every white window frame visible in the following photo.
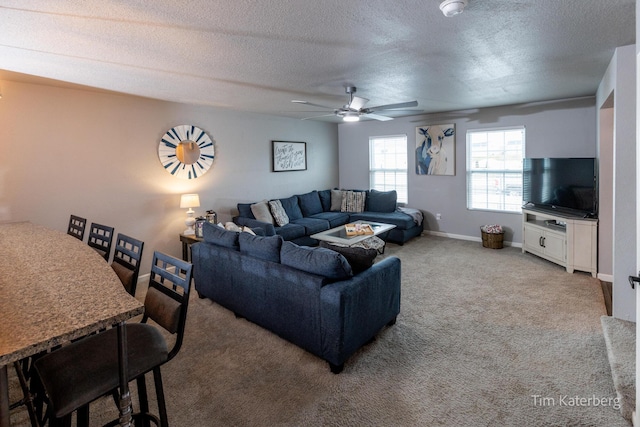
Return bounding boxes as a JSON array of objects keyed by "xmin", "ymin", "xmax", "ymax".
[
  {"xmin": 466, "ymin": 126, "xmax": 525, "ymax": 213},
  {"xmin": 369, "ymin": 134, "xmax": 408, "ymax": 204}
]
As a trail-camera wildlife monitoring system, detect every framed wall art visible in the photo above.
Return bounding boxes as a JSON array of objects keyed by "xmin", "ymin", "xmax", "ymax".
[
  {"xmin": 415, "ymin": 124, "xmax": 455, "ymax": 176},
  {"xmin": 272, "ymin": 141, "xmax": 307, "ymax": 172}
]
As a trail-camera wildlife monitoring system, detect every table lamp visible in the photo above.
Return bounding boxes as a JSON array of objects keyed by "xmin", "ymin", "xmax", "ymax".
[{"xmin": 180, "ymin": 193, "xmax": 200, "ymax": 235}]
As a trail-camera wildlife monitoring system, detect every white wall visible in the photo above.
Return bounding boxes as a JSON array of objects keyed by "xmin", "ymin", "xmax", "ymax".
[
  {"xmin": 597, "ymin": 44, "xmax": 637, "ymax": 321},
  {"xmin": 598, "ymin": 103, "xmax": 614, "ymax": 278},
  {"xmin": 338, "ymin": 98, "xmax": 596, "ymax": 244},
  {"xmin": 0, "ymin": 79, "xmax": 339, "ymax": 277}
]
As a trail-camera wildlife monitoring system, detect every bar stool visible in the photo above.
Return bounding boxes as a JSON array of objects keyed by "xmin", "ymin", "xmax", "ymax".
[
  {"xmin": 34, "ymin": 252, "xmax": 193, "ymax": 427},
  {"xmin": 87, "ymin": 222, "xmax": 115, "ymax": 261},
  {"xmin": 110, "ymin": 233, "xmax": 144, "ymax": 296},
  {"xmin": 66, "ymin": 215, "xmax": 86, "ymax": 241}
]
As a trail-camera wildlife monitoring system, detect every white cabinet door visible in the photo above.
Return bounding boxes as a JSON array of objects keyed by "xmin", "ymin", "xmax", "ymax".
[
  {"xmin": 524, "ymin": 226, "xmax": 544, "ymax": 256},
  {"xmin": 543, "ymin": 231, "xmax": 566, "ymax": 263}
]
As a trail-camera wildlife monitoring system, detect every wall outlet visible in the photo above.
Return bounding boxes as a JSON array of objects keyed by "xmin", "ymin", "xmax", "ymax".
[{"xmin": 436, "ymin": 213, "xmax": 441, "ymax": 220}]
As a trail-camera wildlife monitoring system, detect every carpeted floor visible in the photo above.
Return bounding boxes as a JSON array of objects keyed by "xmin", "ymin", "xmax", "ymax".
[{"xmin": 9, "ymin": 235, "xmax": 630, "ymax": 426}]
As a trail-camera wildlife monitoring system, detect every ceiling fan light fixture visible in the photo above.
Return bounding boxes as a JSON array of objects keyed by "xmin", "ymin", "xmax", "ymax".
[
  {"xmin": 342, "ymin": 112, "xmax": 360, "ymax": 122},
  {"xmin": 439, "ymin": 0, "xmax": 467, "ymax": 17}
]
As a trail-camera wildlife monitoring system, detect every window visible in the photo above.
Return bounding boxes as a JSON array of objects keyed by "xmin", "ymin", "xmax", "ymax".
[
  {"xmin": 369, "ymin": 135, "xmax": 408, "ymax": 203},
  {"xmin": 467, "ymin": 127, "xmax": 525, "ymax": 213}
]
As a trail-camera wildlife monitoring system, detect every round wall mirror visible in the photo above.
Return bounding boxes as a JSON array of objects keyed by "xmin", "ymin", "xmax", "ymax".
[
  {"xmin": 158, "ymin": 125, "xmax": 215, "ymax": 179},
  {"xmin": 176, "ymin": 141, "xmax": 201, "ymax": 164}
]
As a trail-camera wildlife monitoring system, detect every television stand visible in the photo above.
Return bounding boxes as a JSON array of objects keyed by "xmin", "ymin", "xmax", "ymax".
[{"xmin": 522, "ymin": 207, "xmax": 597, "ymax": 277}]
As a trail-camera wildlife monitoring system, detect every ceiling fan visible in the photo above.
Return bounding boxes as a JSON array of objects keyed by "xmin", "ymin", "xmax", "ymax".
[{"xmin": 292, "ymin": 86, "xmax": 419, "ymax": 122}]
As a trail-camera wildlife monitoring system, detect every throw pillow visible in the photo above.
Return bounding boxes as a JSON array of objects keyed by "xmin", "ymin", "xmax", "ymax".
[
  {"xmin": 366, "ymin": 189, "xmax": 397, "ymax": 213},
  {"xmin": 202, "ymin": 222, "xmax": 239, "ymax": 250},
  {"xmin": 279, "ymin": 195, "xmax": 303, "ymax": 221},
  {"xmin": 242, "ymin": 226, "xmax": 256, "ymax": 235},
  {"xmin": 296, "ymin": 190, "xmax": 323, "ymax": 216},
  {"xmin": 224, "ymin": 222, "xmax": 242, "ymax": 232},
  {"xmin": 280, "ymin": 241, "xmax": 352, "ymax": 280},
  {"xmin": 330, "ymin": 189, "xmax": 344, "ymax": 211},
  {"xmin": 268, "ymin": 199, "xmax": 290, "ymax": 226},
  {"xmin": 319, "ymin": 241, "xmax": 378, "ymax": 274},
  {"xmin": 341, "ymin": 190, "xmax": 366, "ymax": 213},
  {"xmin": 250, "ymin": 200, "xmax": 275, "ymax": 225},
  {"xmin": 318, "ymin": 189, "xmax": 332, "ymax": 211},
  {"xmin": 238, "ymin": 233, "xmax": 283, "ymax": 263},
  {"xmin": 237, "ymin": 203, "xmax": 255, "ymax": 219}
]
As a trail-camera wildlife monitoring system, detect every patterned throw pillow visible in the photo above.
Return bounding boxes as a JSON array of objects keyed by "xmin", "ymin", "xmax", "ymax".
[
  {"xmin": 268, "ymin": 199, "xmax": 290, "ymax": 226},
  {"xmin": 341, "ymin": 190, "xmax": 366, "ymax": 213}
]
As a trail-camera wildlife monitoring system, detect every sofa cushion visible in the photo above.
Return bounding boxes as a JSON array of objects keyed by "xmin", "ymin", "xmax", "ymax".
[
  {"xmin": 268, "ymin": 199, "xmax": 290, "ymax": 226},
  {"xmin": 238, "ymin": 233, "xmax": 283, "ymax": 263},
  {"xmin": 348, "ymin": 211, "xmax": 416, "ymax": 230},
  {"xmin": 251, "ymin": 200, "xmax": 275, "ymax": 224},
  {"xmin": 279, "ymin": 196, "xmax": 303, "ymax": 221},
  {"xmin": 237, "ymin": 203, "xmax": 255, "ymax": 219},
  {"xmin": 319, "ymin": 241, "xmax": 378, "ymax": 274},
  {"xmin": 280, "ymin": 241, "xmax": 352, "ymax": 280},
  {"xmin": 318, "ymin": 189, "xmax": 332, "ymax": 212},
  {"xmin": 366, "ymin": 189, "xmax": 397, "ymax": 213},
  {"xmin": 341, "ymin": 190, "xmax": 366, "ymax": 213},
  {"xmin": 275, "ymin": 223, "xmax": 306, "ymax": 240},
  {"xmin": 308, "ymin": 211, "xmax": 351, "ymax": 228},
  {"xmin": 203, "ymin": 222, "xmax": 239, "ymax": 250},
  {"xmin": 290, "ymin": 217, "xmax": 330, "ymax": 234},
  {"xmin": 297, "ymin": 191, "xmax": 323, "ymax": 217},
  {"xmin": 330, "ymin": 189, "xmax": 343, "ymax": 211}
]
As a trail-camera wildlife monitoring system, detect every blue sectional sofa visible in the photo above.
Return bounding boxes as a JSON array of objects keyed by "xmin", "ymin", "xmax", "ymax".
[
  {"xmin": 234, "ymin": 189, "xmax": 423, "ymax": 246},
  {"xmin": 191, "ymin": 222, "xmax": 402, "ymax": 373}
]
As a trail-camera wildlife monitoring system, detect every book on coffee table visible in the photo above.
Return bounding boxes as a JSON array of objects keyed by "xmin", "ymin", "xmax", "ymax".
[{"xmin": 345, "ymin": 223, "xmax": 374, "ymax": 236}]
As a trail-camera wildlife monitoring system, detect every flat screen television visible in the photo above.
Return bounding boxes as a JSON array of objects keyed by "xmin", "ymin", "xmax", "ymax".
[{"xmin": 522, "ymin": 157, "xmax": 597, "ymax": 218}]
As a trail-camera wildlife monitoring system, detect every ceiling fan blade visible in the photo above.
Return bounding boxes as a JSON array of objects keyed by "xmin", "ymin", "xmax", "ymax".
[
  {"xmin": 291, "ymin": 100, "xmax": 335, "ymax": 110},
  {"xmin": 367, "ymin": 100, "xmax": 419, "ymax": 111},
  {"xmin": 364, "ymin": 113, "xmax": 394, "ymax": 121},
  {"xmin": 349, "ymin": 96, "xmax": 369, "ymax": 111},
  {"xmin": 301, "ymin": 113, "xmax": 336, "ymax": 120}
]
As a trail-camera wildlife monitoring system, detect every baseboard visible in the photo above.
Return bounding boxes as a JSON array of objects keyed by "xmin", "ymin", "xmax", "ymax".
[
  {"xmin": 598, "ymin": 273, "xmax": 614, "ymax": 282},
  {"xmin": 423, "ymin": 230, "xmax": 522, "ymax": 248}
]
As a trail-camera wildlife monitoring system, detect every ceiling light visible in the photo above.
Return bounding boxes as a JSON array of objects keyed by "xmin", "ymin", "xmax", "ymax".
[
  {"xmin": 439, "ymin": 0, "xmax": 467, "ymax": 17},
  {"xmin": 343, "ymin": 112, "xmax": 360, "ymax": 122}
]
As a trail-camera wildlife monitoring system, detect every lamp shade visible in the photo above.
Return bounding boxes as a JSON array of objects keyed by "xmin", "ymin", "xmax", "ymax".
[{"xmin": 180, "ymin": 193, "xmax": 200, "ymax": 209}]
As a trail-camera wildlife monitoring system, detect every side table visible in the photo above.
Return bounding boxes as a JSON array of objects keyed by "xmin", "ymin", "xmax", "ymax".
[{"xmin": 179, "ymin": 233, "xmax": 203, "ymax": 262}]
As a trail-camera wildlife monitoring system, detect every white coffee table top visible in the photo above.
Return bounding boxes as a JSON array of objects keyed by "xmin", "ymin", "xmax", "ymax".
[{"xmin": 311, "ymin": 221, "xmax": 396, "ymax": 246}]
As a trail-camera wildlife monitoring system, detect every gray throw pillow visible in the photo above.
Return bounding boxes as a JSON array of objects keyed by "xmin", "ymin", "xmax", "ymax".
[
  {"xmin": 251, "ymin": 200, "xmax": 275, "ymax": 224},
  {"xmin": 330, "ymin": 189, "xmax": 344, "ymax": 211}
]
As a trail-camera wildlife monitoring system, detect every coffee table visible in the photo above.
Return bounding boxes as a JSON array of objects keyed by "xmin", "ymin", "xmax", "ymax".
[{"xmin": 311, "ymin": 221, "xmax": 396, "ymax": 252}]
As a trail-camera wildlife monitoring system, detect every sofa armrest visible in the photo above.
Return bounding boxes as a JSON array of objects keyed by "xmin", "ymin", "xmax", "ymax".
[
  {"xmin": 319, "ymin": 256, "xmax": 401, "ymax": 367},
  {"xmin": 233, "ymin": 216, "xmax": 276, "ymax": 235}
]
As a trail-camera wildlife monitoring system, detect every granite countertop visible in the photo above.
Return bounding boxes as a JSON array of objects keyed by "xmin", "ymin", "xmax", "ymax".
[{"xmin": 0, "ymin": 222, "xmax": 144, "ymax": 365}]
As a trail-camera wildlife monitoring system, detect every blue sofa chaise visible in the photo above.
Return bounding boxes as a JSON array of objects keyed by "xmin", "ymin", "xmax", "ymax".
[
  {"xmin": 191, "ymin": 223, "xmax": 401, "ymax": 373},
  {"xmin": 233, "ymin": 189, "xmax": 423, "ymax": 247}
]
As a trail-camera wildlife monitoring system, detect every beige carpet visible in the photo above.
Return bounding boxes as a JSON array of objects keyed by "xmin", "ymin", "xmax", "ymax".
[
  {"xmin": 9, "ymin": 235, "xmax": 629, "ymax": 426},
  {"xmin": 602, "ymin": 316, "xmax": 636, "ymax": 423}
]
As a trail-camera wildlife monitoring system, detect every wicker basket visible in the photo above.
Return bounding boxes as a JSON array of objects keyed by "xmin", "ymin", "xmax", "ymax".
[{"xmin": 481, "ymin": 230, "xmax": 504, "ymax": 249}]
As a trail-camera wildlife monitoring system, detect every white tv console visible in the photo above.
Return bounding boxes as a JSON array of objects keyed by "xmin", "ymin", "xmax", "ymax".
[{"xmin": 521, "ymin": 207, "xmax": 597, "ymax": 277}]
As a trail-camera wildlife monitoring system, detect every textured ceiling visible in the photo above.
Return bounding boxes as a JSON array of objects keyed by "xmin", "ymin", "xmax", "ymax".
[{"xmin": 0, "ymin": 1, "xmax": 635, "ymax": 122}]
